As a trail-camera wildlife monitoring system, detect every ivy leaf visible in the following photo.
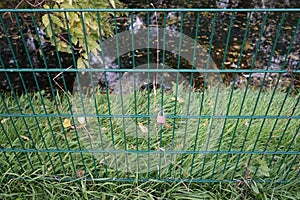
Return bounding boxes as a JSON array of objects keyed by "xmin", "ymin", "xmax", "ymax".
[
  {"xmin": 46, "ymin": 25, "xmax": 53, "ymax": 41},
  {"xmin": 77, "ymin": 57, "xmax": 87, "ymax": 69},
  {"xmin": 50, "ymin": 14, "xmax": 65, "ymax": 28},
  {"xmin": 42, "ymin": 15, "xmax": 49, "ymax": 27}
]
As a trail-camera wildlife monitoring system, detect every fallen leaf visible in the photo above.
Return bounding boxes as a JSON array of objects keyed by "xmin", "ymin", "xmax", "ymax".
[
  {"xmin": 77, "ymin": 170, "xmax": 84, "ymax": 178},
  {"xmin": 138, "ymin": 122, "xmax": 148, "ymax": 134},
  {"xmin": 183, "ymin": 171, "xmax": 189, "ymax": 177},
  {"xmin": 1, "ymin": 118, "xmax": 9, "ymax": 124},
  {"xmin": 164, "ymin": 123, "xmax": 172, "ymax": 129},
  {"xmin": 63, "ymin": 118, "xmax": 71, "ymax": 128},
  {"xmin": 66, "ymin": 131, "xmax": 70, "ymax": 138},
  {"xmin": 20, "ymin": 135, "xmax": 30, "ymax": 141},
  {"xmin": 101, "ymin": 127, "xmax": 109, "ymax": 132},
  {"xmin": 47, "ymin": 166, "xmax": 52, "ymax": 172},
  {"xmin": 177, "ymin": 97, "xmax": 184, "ymax": 103},
  {"xmin": 130, "ymin": 144, "xmax": 136, "ymax": 150},
  {"xmin": 204, "ymin": 120, "xmax": 209, "ymax": 126},
  {"xmin": 289, "ymin": 54, "xmax": 299, "ymax": 60},
  {"xmin": 175, "ymin": 143, "xmax": 183, "ymax": 149},
  {"xmin": 77, "ymin": 117, "xmax": 86, "ymax": 125}
]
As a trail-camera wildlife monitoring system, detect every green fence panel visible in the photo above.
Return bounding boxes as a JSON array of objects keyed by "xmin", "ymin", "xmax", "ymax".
[{"xmin": 0, "ymin": 8, "xmax": 299, "ymax": 183}]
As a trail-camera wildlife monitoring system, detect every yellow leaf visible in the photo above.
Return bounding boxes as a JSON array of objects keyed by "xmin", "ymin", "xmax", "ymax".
[
  {"xmin": 42, "ymin": 15, "xmax": 49, "ymax": 27},
  {"xmin": 46, "ymin": 26, "xmax": 52, "ymax": 39},
  {"xmin": 63, "ymin": 118, "xmax": 71, "ymax": 128},
  {"xmin": 57, "ymin": 41, "xmax": 62, "ymax": 51}
]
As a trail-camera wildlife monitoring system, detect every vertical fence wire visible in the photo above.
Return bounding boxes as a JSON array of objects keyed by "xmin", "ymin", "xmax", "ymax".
[{"xmin": 0, "ymin": 8, "xmax": 299, "ymax": 183}]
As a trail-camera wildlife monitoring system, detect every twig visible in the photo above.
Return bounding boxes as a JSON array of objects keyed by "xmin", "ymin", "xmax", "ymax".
[
  {"xmin": 15, "ymin": 0, "xmax": 26, "ymax": 9},
  {"xmin": 24, "ymin": 0, "xmax": 46, "ymax": 8},
  {"xmin": 52, "ymin": 65, "xmax": 73, "ymax": 95}
]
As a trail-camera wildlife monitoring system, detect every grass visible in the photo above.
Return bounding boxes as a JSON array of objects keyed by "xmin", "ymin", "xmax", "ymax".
[
  {"xmin": 0, "ymin": 84, "xmax": 299, "ymax": 199},
  {"xmin": 0, "ymin": 175, "xmax": 299, "ymax": 199}
]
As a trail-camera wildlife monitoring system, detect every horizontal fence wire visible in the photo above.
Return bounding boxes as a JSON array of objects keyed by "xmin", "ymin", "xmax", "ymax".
[
  {"xmin": 0, "ymin": 8, "xmax": 299, "ymax": 184},
  {"xmin": 0, "ymin": 8, "xmax": 300, "ymax": 12},
  {"xmin": 0, "ymin": 68, "xmax": 299, "ymax": 73}
]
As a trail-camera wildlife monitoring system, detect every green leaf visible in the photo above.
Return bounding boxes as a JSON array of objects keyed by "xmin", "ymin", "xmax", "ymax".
[
  {"xmin": 60, "ymin": 2, "xmax": 74, "ymax": 8},
  {"xmin": 259, "ymin": 159, "xmax": 267, "ymax": 166},
  {"xmin": 251, "ymin": 181, "xmax": 260, "ymax": 194},
  {"xmin": 257, "ymin": 159, "xmax": 270, "ymax": 177},
  {"xmin": 77, "ymin": 57, "xmax": 86, "ymax": 69},
  {"xmin": 73, "ymin": 26, "xmax": 84, "ymax": 36},
  {"xmin": 68, "ymin": 12, "xmax": 80, "ymax": 23},
  {"xmin": 71, "ymin": 37, "xmax": 78, "ymax": 46},
  {"xmin": 50, "ymin": 14, "xmax": 64, "ymax": 28},
  {"xmin": 87, "ymin": 20, "xmax": 98, "ymax": 31},
  {"xmin": 46, "ymin": 26, "xmax": 53, "ymax": 39},
  {"xmin": 248, "ymin": 166, "xmax": 256, "ymax": 174},
  {"xmin": 57, "ymin": 41, "xmax": 62, "ymax": 51}
]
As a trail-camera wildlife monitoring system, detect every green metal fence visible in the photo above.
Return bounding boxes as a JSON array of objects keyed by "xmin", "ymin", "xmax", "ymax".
[{"xmin": 0, "ymin": 8, "xmax": 299, "ymax": 184}]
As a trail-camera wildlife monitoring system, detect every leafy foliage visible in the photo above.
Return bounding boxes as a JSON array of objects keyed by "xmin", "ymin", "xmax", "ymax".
[{"xmin": 42, "ymin": 0, "xmax": 125, "ymax": 68}]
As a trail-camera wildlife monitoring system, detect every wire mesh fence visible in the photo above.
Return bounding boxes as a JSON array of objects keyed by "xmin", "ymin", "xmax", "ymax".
[{"xmin": 0, "ymin": 8, "xmax": 299, "ymax": 183}]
